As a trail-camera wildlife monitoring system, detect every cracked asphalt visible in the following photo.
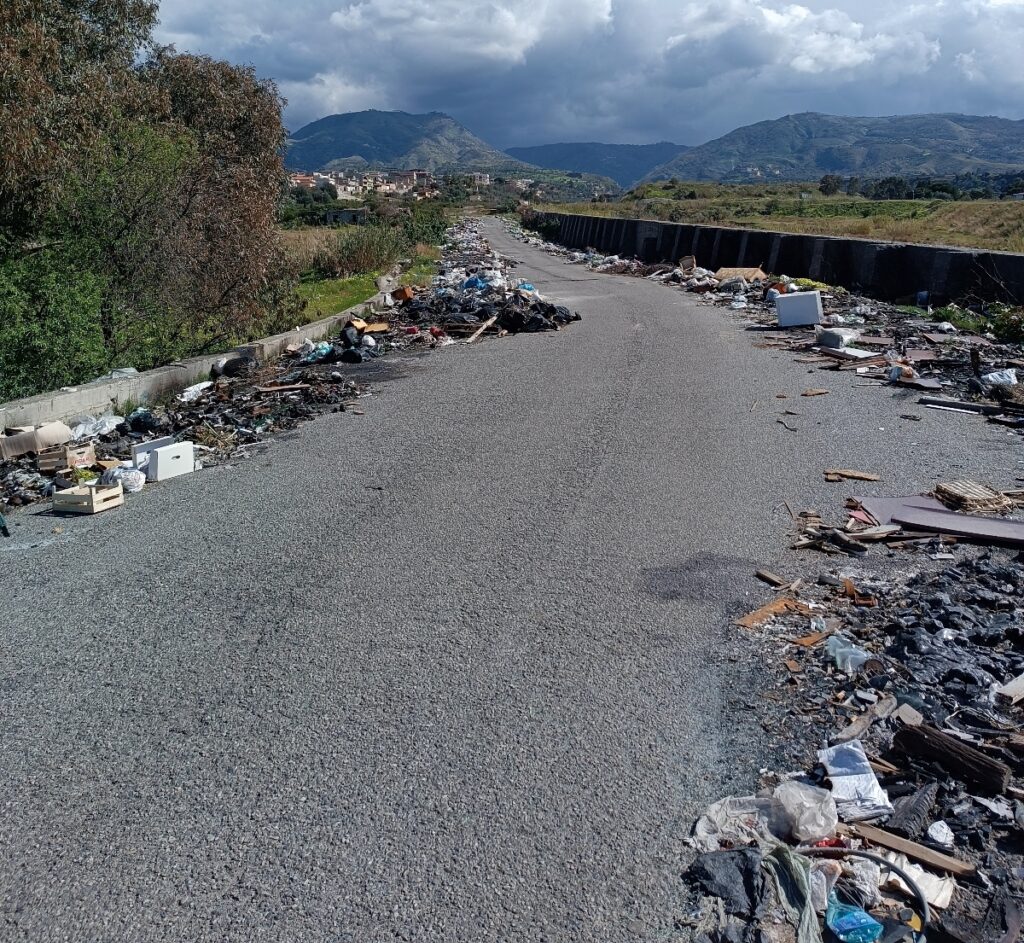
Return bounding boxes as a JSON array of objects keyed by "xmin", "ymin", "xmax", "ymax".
[{"xmin": 1, "ymin": 216, "xmax": 1020, "ymax": 942}]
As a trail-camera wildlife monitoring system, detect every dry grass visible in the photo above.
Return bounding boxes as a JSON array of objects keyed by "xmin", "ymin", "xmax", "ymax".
[
  {"xmin": 278, "ymin": 227, "xmax": 339, "ymax": 271},
  {"xmin": 540, "ymin": 197, "xmax": 1024, "ymax": 253}
]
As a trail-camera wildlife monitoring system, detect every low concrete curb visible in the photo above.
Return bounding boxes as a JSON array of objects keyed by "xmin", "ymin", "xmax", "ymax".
[{"xmin": 0, "ymin": 298, "xmax": 381, "ymax": 430}]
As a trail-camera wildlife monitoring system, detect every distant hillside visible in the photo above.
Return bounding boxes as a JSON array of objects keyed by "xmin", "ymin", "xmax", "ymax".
[
  {"xmin": 286, "ymin": 110, "xmax": 528, "ymax": 173},
  {"xmin": 646, "ymin": 113, "xmax": 1024, "ymax": 182},
  {"xmin": 505, "ymin": 141, "xmax": 687, "ymax": 187}
]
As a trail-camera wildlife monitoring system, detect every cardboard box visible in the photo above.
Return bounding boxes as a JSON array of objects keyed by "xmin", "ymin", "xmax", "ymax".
[
  {"xmin": 775, "ymin": 290, "xmax": 823, "ymax": 327},
  {"xmin": 0, "ymin": 421, "xmax": 73, "ymax": 461},
  {"xmin": 147, "ymin": 441, "xmax": 195, "ymax": 482},
  {"xmin": 53, "ymin": 482, "xmax": 124, "ymax": 515}
]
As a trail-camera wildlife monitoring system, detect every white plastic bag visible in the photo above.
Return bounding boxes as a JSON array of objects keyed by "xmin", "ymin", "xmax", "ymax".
[
  {"xmin": 775, "ymin": 780, "xmax": 839, "ymax": 843},
  {"xmin": 818, "ymin": 740, "xmax": 893, "ymax": 822}
]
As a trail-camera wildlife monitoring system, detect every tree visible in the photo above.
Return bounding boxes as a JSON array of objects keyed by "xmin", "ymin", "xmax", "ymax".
[
  {"xmin": 0, "ymin": 0, "xmax": 158, "ymax": 238},
  {"xmin": 845, "ymin": 176, "xmax": 861, "ymax": 196},
  {"xmin": 818, "ymin": 174, "xmax": 843, "ymax": 196},
  {"xmin": 0, "ymin": 6, "xmax": 296, "ymax": 398}
]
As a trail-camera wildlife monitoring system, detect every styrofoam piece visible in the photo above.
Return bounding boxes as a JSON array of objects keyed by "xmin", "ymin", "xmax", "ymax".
[
  {"xmin": 132, "ymin": 436, "xmax": 175, "ymax": 468},
  {"xmin": 147, "ymin": 441, "xmax": 195, "ymax": 482},
  {"xmin": 776, "ymin": 290, "xmax": 823, "ymax": 327}
]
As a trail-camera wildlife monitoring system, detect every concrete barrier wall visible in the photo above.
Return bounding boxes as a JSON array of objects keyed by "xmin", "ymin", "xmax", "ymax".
[{"xmin": 540, "ymin": 212, "xmax": 1024, "ymax": 305}]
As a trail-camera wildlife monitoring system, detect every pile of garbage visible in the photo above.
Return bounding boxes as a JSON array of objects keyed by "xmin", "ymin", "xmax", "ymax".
[
  {"xmin": 507, "ymin": 221, "xmax": 1024, "ymax": 431},
  {"xmin": 1, "ymin": 220, "xmax": 583, "ymax": 521},
  {"xmin": 391, "ymin": 220, "xmax": 581, "ymax": 337},
  {"xmin": 688, "ymin": 533, "xmax": 1024, "ymax": 940}
]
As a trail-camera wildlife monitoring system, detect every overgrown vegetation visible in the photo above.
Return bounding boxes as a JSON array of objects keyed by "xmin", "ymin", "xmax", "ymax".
[{"xmin": 0, "ymin": 0, "xmax": 299, "ymax": 401}]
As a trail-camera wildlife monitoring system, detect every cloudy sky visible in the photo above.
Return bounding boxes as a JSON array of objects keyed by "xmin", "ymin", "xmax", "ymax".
[{"xmin": 155, "ymin": 0, "xmax": 1024, "ymax": 147}]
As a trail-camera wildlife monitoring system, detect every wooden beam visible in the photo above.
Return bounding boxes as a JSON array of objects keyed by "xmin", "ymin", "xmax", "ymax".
[
  {"xmin": 839, "ymin": 823, "xmax": 976, "ymax": 877},
  {"xmin": 894, "ymin": 725, "xmax": 1012, "ymax": 794},
  {"xmin": 465, "ymin": 316, "xmax": 498, "ymax": 344},
  {"xmin": 996, "ymin": 672, "xmax": 1024, "ymax": 706}
]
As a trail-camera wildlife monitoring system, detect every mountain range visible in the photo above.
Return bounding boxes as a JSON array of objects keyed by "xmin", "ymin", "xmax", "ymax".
[
  {"xmin": 644, "ymin": 112, "xmax": 1024, "ymax": 182},
  {"xmin": 286, "ymin": 109, "xmax": 1024, "ymax": 187},
  {"xmin": 285, "ymin": 110, "xmax": 527, "ymax": 174},
  {"xmin": 505, "ymin": 142, "xmax": 686, "ymax": 187}
]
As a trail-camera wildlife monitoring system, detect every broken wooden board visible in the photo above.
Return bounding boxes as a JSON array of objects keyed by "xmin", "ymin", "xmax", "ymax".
[
  {"xmin": 257, "ymin": 383, "xmax": 311, "ymax": 394},
  {"xmin": 824, "ymin": 469, "xmax": 880, "ymax": 483},
  {"xmin": 922, "ymin": 332, "xmax": 991, "ymax": 347},
  {"xmin": 894, "ymin": 724, "xmax": 1012, "ymax": 794},
  {"xmin": 853, "ymin": 494, "xmax": 946, "ymax": 526},
  {"xmin": 801, "ymin": 388, "xmax": 830, "ymax": 397},
  {"xmin": 838, "ymin": 823, "xmax": 976, "ymax": 877},
  {"xmin": 892, "ymin": 703, "xmax": 924, "ymax": 727},
  {"xmin": 735, "ymin": 596, "xmax": 814, "ymax": 629},
  {"xmin": 755, "ymin": 569, "xmax": 789, "ymax": 588},
  {"xmin": 790, "ymin": 628, "xmax": 832, "ymax": 647},
  {"xmin": 832, "ymin": 694, "xmax": 897, "ymax": 744},
  {"xmin": 465, "ymin": 316, "xmax": 498, "ymax": 344}
]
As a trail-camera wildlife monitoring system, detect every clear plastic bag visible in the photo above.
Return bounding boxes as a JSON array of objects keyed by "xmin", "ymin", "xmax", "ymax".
[{"xmin": 775, "ymin": 780, "xmax": 838, "ymax": 843}]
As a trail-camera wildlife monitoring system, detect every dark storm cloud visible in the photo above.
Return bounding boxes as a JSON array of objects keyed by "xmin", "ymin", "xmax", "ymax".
[{"xmin": 155, "ymin": 0, "xmax": 1024, "ymax": 147}]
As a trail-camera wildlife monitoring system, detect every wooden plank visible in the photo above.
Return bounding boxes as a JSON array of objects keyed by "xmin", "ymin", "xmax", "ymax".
[
  {"xmin": 755, "ymin": 569, "xmax": 788, "ymax": 587},
  {"xmin": 839, "ymin": 823, "xmax": 976, "ymax": 877},
  {"xmin": 735, "ymin": 596, "xmax": 814, "ymax": 629},
  {"xmin": 996, "ymin": 672, "xmax": 1024, "ymax": 706},
  {"xmin": 894, "ymin": 725, "xmax": 1012, "ymax": 794},
  {"xmin": 832, "ymin": 694, "xmax": 896, "ymax": 744},
  {"xmin": 790, "ymin": 628, "xmax": 831, "ymax": 647},
  {"xmin": 824, "ymin": 469, "xmax": 881, "ymax": 482},
  {"xmin": 465, "ymin": 316, "xmax": 498, "ymax": 344},
  {"xmin": 257, "ymin": 383, "xmax": 311, "ymax": 393}
]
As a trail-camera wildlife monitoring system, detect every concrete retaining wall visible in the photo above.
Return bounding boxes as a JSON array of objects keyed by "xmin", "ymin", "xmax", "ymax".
[
  {"xmin": 540, "ymin": 212, "xmax": 1024, "ymax": 305},
  {"xmin": 0, "ymin": 303, "xmax": 373, "ymax": 432}
]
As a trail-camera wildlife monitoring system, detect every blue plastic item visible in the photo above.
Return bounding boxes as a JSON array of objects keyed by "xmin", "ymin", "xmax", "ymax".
[
  {"xmin": 825, "ymin": 894, "xmax": 883, "ymax": 942},
  {"xmin": 463, "ymin": 276, "xmax": 488, "ymax": 291},
  {"xmin": 518, "ymin": 281, "xmax": 536, "ymax": 292}
]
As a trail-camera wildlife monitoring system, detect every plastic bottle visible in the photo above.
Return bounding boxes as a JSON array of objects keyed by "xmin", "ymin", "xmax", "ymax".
[{"xmin": 825, "ymin": 893, "xmax": 883, "ymax": 942}]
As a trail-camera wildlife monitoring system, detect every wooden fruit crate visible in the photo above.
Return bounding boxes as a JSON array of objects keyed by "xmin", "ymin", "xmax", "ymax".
[
  {"xmin": 37, "ymin": 443, "xmax": 96, "ymax": 473},
  {"xmin": 52, "ymin": 482, "xmax": 124, "ymax": 515}
]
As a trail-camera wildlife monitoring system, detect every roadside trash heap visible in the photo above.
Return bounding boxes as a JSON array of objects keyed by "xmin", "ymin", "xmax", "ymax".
[
  {"xmin": 508, "ymin": 222, "xmax": 1024, "ymax": 433},
  {"xmin": 0, "ymin": 219, "xmax": 582, "ymax": 525},
  {"xmin": 389, "ymin": 220, "xmax": 581, "ymax": 339},
  {"xmin": 0, "ymin": 362, "xmax": 365, "ymax": 517},
  {"xmin": 690, "ymin": 501, "xmax": 1024, "ymax": 940},
  {"xmin": 787, "ymin": 479, "xmax": 1024, "ymax": 559}
]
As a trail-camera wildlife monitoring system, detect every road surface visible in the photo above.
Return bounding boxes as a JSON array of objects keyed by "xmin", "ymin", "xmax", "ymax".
[{"xmin": 1, "ymin": 217, "xmax": 1018, "ymax": 941}]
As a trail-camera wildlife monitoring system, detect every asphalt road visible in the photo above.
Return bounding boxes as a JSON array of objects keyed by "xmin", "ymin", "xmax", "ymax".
[{"xmin": 1, "ymin": 217, "xmax": 1020, "ymax": 942}]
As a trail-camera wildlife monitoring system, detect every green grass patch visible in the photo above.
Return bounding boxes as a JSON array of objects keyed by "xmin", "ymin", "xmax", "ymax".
[
  {"xmin": 399, "ymin": 245, "xmax": 441, "ymax": 287},
  {"xmin": 296, "ymin": 272, "xmax": 379, "ymax": 319}
]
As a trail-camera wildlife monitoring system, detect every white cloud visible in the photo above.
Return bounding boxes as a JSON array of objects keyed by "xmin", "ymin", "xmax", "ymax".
[{"xmin": 153, "ymin": 0, "xmax": 1024, "ymax": 146}]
